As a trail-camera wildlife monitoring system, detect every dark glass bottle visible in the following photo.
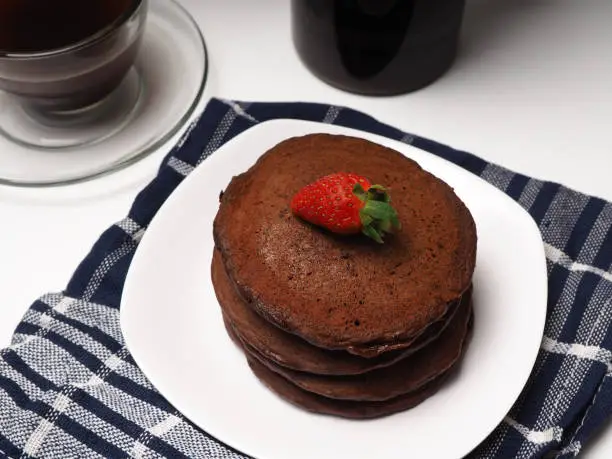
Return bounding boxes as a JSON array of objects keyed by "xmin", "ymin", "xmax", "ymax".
[{"xmin": 291, "ymin": 0, "xmax": 466, "ymax": 95}]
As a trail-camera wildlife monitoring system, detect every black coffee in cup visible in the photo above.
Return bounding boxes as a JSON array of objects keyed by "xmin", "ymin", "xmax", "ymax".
[
  {"xmin": 0, "ymin": 0, "xmax": 132, "ymax": 53},
  {"xmin": 292, "ymin": 0, "xmax": 466, "ymax": 95},
  {"xmin": 0, "ymin": 0, "xmax": 147, "ymax": 112}
]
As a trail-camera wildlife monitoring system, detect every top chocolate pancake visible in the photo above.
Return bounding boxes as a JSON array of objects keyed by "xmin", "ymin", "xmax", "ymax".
[
  {"xmin": 212, "ymin": 248, "xmax": 460, "ymax": 375},
  {"xmin": 213, "ymin": 134, "xmax": 477, "ymax": 353}
]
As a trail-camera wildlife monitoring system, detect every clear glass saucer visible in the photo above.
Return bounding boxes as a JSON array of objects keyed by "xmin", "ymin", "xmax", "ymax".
[{"xmin": 0, "ymin": 0, "xmax": 208, "ymax": 187}]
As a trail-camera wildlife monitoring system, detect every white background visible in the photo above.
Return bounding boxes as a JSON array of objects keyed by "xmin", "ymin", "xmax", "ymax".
[{"xmin": 0, "ymin": 0, "xmax": 610, "ymax": 456}]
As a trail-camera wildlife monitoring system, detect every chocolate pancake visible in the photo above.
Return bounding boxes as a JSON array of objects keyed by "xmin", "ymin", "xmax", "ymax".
[
  {"xmin": 239, "ymin": 292, "xmax": 472, "ymax": 401},
  {"xmin": 212, "ymin": 248, "xmax": 459, "ymax": 375},
  {"xmin": 213, "ymin": 134, "xmax": 477, "ymax": 356},
  {"xmin": 223, "ymin": 317, "xmax": 454, "ymax": 419}
]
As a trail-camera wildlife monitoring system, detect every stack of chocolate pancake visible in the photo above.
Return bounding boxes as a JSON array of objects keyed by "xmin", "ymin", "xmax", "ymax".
[{"xmin": 212, "ymin": 134, "xmax": 477, "ymax": 419}]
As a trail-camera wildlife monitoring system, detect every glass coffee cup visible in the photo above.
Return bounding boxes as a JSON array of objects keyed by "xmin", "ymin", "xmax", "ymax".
[
  {"xmin": 0, "ymin": 0, "xmax": 148, "ymax": 148},
  {"xmin": 0, "ymin": 0, "xmax": 207, "ymax": 187}
]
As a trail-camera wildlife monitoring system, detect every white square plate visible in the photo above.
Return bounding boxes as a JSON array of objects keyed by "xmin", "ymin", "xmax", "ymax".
[{"xmin": 121, "ymin": 120, "xmax": 547, "ymax": 459}]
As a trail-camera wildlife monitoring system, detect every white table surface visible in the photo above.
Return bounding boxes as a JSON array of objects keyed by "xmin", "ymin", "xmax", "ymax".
[{"xmin": 0, "ymin": 0, "xmax": 610, "ymax": 456}]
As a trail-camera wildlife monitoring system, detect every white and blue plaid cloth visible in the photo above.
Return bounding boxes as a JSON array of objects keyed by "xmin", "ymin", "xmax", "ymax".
[{"xmin": 0, "ymin": 98, "xmax": 611, "ymax": 458}]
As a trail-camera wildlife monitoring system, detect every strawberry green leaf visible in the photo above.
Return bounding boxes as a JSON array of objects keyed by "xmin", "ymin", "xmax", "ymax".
[
  {"xmin": 355, "ymin": 183, "xmax": 401, "ymax": 243},
  {"xmin": 362, "ymin": 200, "xmax": 398, "ymax": 220},
  {"xmin": 353, "ymin": 183, "xmax": 367, "ymax": 202},
  {"xmin": 362, "ymin": 225, "xmax": 384, "ymax": 244},
  {"xmin": 360, "ymin": 212, "xmax": 374, "ymax": 227},
  {"xmin": 377, "ymin": 218, "xmax": 393, "ymax": 233}
]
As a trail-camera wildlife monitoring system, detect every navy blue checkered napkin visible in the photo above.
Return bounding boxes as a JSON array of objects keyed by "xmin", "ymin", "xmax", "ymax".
[{"xmin": 0, "ymin": 98, "xmax": 611, "ymax": 459}]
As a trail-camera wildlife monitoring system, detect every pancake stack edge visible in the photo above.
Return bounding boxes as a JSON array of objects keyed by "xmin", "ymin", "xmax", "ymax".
[{"xmin": 211, "ymin": 133, "xmax": 477, "ymax": 419}]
